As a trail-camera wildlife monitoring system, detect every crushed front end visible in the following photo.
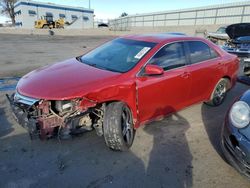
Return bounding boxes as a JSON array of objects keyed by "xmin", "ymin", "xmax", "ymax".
[
  {"xmin": 223, "ymin": 42, "xmax": 250, "ymax": 76},
  {"xmin": 6, "ymin": 92, "xmax": 104, "ymax": 140},
  {"xmin": 222, "ymin": 23, "xmax": 250, "ymax": 75}
]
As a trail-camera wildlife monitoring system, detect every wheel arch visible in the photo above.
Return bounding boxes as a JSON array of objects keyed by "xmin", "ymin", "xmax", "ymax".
[
  {"xmin": 205, "ymin": 77, "xmax": 231, "ymax": 106},
  {"xmin": 84, "ymin": 82, "xmax": 139, "ymax": 128},
  {"xmin": 205, "ymin": 76, "xmax": 231, "ymax": 102},
  {"xmin": 222, "ymin": 75, "xmax": 232, "ymax": 89},
  {"xmin": 100, "ymin": 99, "xmax": 138, "ymax": 129},
  {"xmin": 103, "ymin": 101, "xmax": 136, "ymax": 151}
]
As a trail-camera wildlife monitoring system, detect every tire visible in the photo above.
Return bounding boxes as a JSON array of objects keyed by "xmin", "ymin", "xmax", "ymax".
[
  {"xmin": 103, "ymin": 102, "xmax": 135, "ymax": 151},
  {"xmin": 205, "ymin": 78, "xmax": 230, "ymax": 106},
  {"xmin": 42, "ymin": 25, "xmax": 49, "ymax": 29}
]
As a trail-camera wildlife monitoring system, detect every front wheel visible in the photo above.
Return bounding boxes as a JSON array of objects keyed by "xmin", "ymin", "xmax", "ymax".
[
  {"xmin": 205, "ymin": 78, "xmax": 230, "ymax": 106},
  {"xmin": 42, "ymin": 25, "xmax": 49, "ymax": 29},
  {"xmin": 103, "ymin": 102, "xmax": 135, "ymax": 151}
]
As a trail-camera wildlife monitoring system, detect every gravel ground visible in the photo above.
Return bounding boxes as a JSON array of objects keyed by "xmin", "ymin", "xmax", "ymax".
[
  {"xmin": 0, "ymin": 34, "xmax": 114, "ymax": 77},
  {"xmin": 0, "ymin": 34, "xmax": 250, "ymax": 188}
]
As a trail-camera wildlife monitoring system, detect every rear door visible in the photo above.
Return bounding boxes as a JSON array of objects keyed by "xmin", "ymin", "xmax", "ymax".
[
  {"xmin": 185, "ymin": 41, "xmax": 222, "ymax": 103},
  {"xmin": 136, "ymin": 42, "xmax": 191, "ymax": 123}
]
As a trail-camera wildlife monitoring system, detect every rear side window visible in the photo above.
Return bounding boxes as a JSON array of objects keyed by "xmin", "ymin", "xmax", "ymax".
[
  {"xmin": 187, "ymin": 41, "xmax": 218, "ymax": 64},
  {"xmin": 149, "ymin": 42, "xmax": 187, "ymax": 71}
]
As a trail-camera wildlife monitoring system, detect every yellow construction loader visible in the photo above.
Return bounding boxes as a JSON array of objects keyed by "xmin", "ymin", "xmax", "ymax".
[{"xmin": 35, "ymin": 16, "xmax": 65, "ymax": 29}]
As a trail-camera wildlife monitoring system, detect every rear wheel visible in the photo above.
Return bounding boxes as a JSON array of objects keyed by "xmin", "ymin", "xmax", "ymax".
[
  {"xmin": 103, "ymin": 102, "xmax": 135, "ymax": 151},
  {"xmin": 205, "ymin": 78, "xmax": 230, "ymax": 106}
]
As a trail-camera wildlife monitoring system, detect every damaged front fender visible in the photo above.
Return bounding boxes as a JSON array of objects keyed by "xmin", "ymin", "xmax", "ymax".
[{"xmin": 84, "ymin": 81, "xmax": 139, "ymax": 127}]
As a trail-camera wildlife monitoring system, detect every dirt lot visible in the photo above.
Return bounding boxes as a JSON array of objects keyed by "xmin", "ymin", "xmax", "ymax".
[{"xmin": 0, "ymin": 34, "xmax": 250, "ymax": 188}]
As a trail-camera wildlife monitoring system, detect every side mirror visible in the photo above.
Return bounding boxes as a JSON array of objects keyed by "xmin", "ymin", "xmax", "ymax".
[{"xmin": 144, "ymin": 64, "xmax": 164, "ymax": 76}]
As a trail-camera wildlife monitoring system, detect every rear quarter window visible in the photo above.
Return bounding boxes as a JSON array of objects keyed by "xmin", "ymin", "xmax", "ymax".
[{"xmin": 187, "ymin": 41, "xmax": 219, "ymax": 64}]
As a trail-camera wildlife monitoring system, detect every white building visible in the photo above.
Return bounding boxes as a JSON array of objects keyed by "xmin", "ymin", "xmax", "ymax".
[{"xmin": 14, "ymin": 0, "xmax": 94, "ymax": 29}]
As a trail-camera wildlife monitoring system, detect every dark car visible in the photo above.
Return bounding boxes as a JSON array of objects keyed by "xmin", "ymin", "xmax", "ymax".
[
  {"xmin": 221, "ymin": 90, "xmax": 250, "ymax": 178},
  {"xmin": 98, "ymin": 23, "xmax": 109, "ymax": 28},
  {"xmin": 222, "ymin": 23, "xmax": 250, "ymax": 74}
]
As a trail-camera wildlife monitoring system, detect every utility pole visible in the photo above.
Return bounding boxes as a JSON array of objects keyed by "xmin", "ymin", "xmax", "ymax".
[{"xmin": 89, "ymin": 0, "xmax": 91, "ymax": 9}]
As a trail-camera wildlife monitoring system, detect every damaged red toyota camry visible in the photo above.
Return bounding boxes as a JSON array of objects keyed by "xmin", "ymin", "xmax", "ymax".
[{"xmin": 7, "ymin": 34, "xmax": 239, "ymax": 151}]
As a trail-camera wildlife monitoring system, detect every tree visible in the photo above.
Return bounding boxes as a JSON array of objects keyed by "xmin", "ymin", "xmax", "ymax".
[
  {"xmin": 120, "ymin": 12, "xmax": 128, "ymax": 17},
  {"xmin": 0, "ymin": 0, "xmax": 17, "ymax": 26}
]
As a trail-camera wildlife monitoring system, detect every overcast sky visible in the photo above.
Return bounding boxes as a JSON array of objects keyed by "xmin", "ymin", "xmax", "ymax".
[{"xmin": 0, "ymin": 0, "xmax": 246, "ymax": 22}]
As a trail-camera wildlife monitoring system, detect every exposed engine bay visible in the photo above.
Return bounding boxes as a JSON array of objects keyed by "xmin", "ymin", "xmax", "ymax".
[
  {"xmin": 6, "ymin": 92, "xmax": 104, "ymax": 139},
  {"xmin": 221, "ymin": 23, "xmax": 250, "ymax": 76},
  {"xmin": 222, "ymin": 23, "xmax": 250, "ymax": 57},
  {"xmin": 223, "ymin": 38, "xmax": 250, "ymax": 57}
]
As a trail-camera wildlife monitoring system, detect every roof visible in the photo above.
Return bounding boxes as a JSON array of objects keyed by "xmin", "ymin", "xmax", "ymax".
[
  {"xmin": 122, "ymin": 33, "xmax": 199, "ymax": 43},
  {"xmin": 14, "ymin": 0, "xmax": 94, "ymax": 14}
]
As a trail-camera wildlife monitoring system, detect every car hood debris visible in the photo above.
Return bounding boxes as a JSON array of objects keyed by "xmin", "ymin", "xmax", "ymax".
[{"xmin": 226, "ymin": 23, "xmax": 250, "ymax": 40}]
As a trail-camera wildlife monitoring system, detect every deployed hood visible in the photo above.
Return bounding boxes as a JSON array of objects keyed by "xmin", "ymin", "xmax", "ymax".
[
  {"xmin": 17, "ymin": 58, "xmax": 121, "ymax": 100},
  {"xmin": 226, "ymin": 23, "xmax": 250, "ymax": 39}
]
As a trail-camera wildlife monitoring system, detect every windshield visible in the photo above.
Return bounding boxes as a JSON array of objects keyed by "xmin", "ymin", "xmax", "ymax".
[
  {"xmin": 79, "ymin": 38, "xmax": 157, "ymax": 73},
  {"xmin": 216, "ymin": 27, "xmax": 226, "ymax": 34}
]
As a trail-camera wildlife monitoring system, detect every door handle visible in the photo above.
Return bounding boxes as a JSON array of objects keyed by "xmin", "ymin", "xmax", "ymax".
[{"xmin": 180, "ymin": 72, "xmax": 190, "ymax": 78}]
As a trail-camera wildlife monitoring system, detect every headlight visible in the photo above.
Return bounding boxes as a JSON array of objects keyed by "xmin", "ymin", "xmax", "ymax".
[
  {"xmin": 55, "ymin": 100, "xmax": 73, "ymax": 113},
  {"xmin": 229, "ymin": 101, "xmax": 250, "ymax": 129}
]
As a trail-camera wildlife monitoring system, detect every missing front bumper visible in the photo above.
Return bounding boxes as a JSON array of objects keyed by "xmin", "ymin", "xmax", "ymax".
[
  {"xmin": 6, "ymin": 94, "xmax": 40, "ymax": 139},
  {"xmin": 6, "ymin": 93, "xmax": 96, "ymax": 140}
]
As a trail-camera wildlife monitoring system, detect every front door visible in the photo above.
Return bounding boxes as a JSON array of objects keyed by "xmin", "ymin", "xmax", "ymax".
[{"xmin": 136, "ymin": 42, "xmax": 191, "ymax": 123}]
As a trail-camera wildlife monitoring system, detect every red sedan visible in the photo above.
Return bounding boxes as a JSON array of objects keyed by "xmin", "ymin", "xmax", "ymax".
[{"xmin": 7, "ymin": 33, "xmax": 239, "ymax": 151}]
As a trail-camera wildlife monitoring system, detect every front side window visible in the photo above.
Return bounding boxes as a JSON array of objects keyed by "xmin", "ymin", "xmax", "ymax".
[
  {"xmin": 45, "ymin": 12, "xmax": 53, "ymax": 21},
  {"xmin": 187, "ymin": 41, "xmax": 218, "ymax": 64},
  {"xmin": 79, "ymin": 38, "xmax": 156, "ymax": 73},
  {"xmin": 149, "ymin": 42, "xmax": 187, "ymax": 71}
]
